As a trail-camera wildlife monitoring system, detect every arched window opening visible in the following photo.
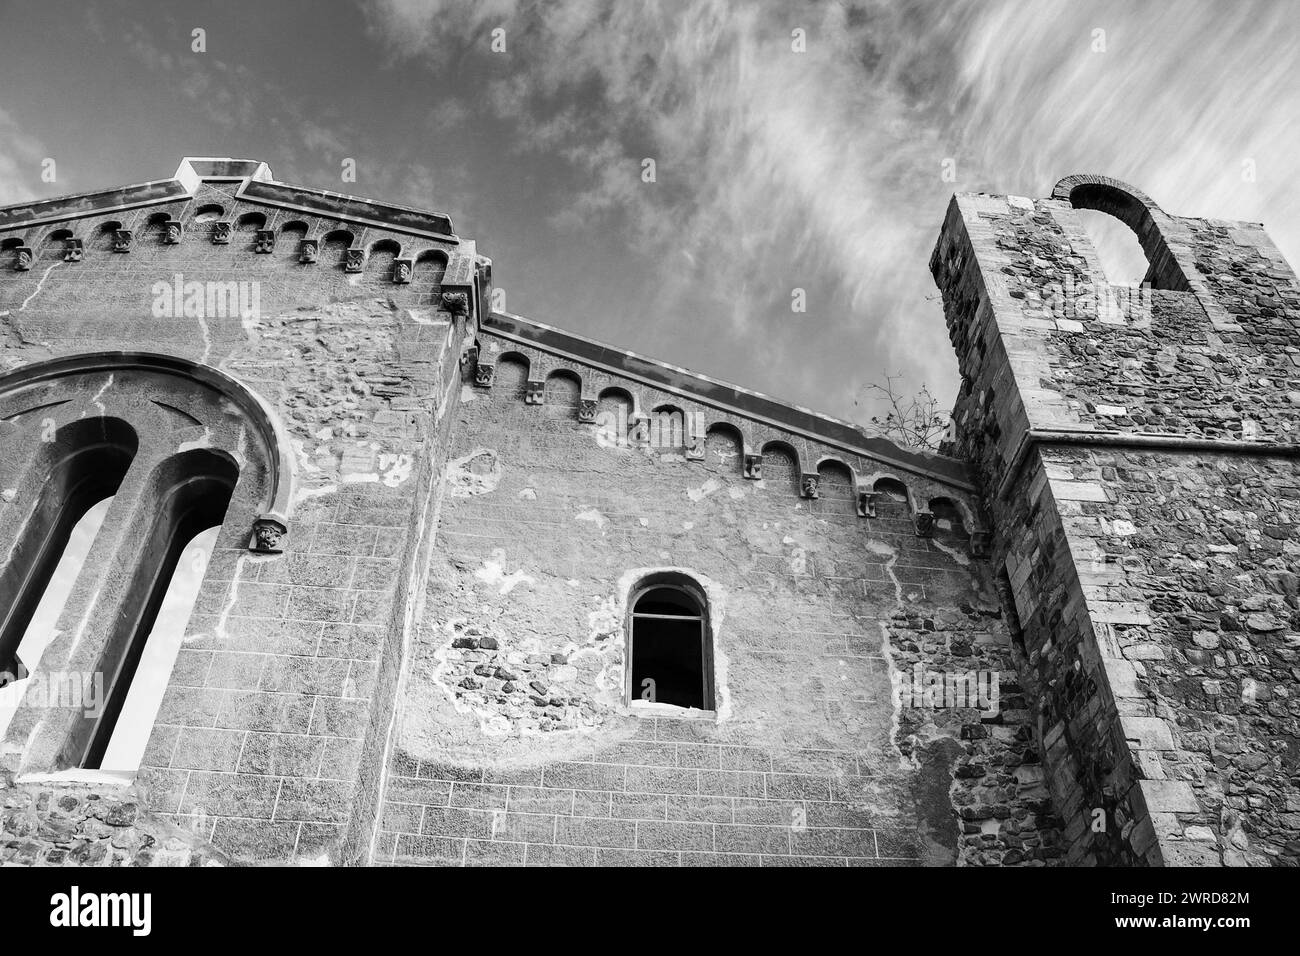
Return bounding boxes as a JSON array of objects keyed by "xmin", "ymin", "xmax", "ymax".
[
  {"xmin": 92, "ymin": 221, "xmax": 123, "ymax": 253},
  {"xmin": 236, "ymin": 211, "xmax": 267, "ymax": 231},
  {"xmin": 74, "ymin": 449, "xmax": 237, "ymax": 770},
  {"xmin": 544, "ymin": 369, "xmax": 581, "ymax": 412},
  {"xmin": 649, "ymin": 406, "xmax": 685, "ymax": 451},
  {"xmin": 703, "ymin": 423, "xmax": 743, "ymax": 473},
  {"xmin": 627, "ymin": 578, "xmax": 712, "ymax": 711},
  {"xmin": 495, "ymin": 353, "xmax": 531, "ymax": 401},
  {"xmin": 1075, "ymin": 208, "xmax": 1149, "ymax": 286},
  {"xmin": 816, "ymin": 459, "xmax": 856, "ymax": 513},
  {"xmin": 0, "ymin": 498, "xmax": 112, "ymax": 743},
  {"xmin": 0, "ymin": 418, "xmax": 138, "ymax": 683},
  {"xmin": 322, "ymin": 229, "xmax": 355, "ymax": 270},
  {"xmin": 872, "ymin": 477, "xmax": 911, "ymax": 520},
  {"xmin": 928, "ymin": 497, "xmax": 970, "ymax": 541},
  {"xmin": 1055, "ymin": 176, "xmax": 1190, "ymax": 291},
  {"xmin": 414, "ymin": 249, "xmax": 448, "ymax": 290},
  {"xmin": 760, "ymin": 441, "xmax": 800, "ymax": 495},
  {"xmin": 97, "ymin": 525, "xmax": 219, "ymax": 772}
]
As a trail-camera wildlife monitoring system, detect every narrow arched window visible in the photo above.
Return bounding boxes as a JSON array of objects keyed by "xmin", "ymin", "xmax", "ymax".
[
  {"xmin": 0, "ymin": 418, "xmax": 137, "ymax": 684},
  {"xmin": 73, "ymin": 448, "xmax": 238, "ymax": 769},
  {"xmin": 627, "ymin": 578, "xmax": 712, "ymax": 711}
]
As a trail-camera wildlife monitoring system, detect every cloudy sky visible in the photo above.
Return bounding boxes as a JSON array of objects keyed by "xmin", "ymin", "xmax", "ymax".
[{"xmin": 1, "ymin": 0, "xmax": 1298, "ymax": 423}]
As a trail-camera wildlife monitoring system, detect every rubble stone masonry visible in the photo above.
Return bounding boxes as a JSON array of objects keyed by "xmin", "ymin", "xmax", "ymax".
[{"xmin": 933, "ymin": 174, "xmax": 1300, "ymax": 866}]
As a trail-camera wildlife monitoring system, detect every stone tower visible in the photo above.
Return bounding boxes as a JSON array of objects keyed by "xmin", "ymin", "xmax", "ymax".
[{"xmin": 933, "ymin": 174, "xmax": 1300, "ymax": 866}]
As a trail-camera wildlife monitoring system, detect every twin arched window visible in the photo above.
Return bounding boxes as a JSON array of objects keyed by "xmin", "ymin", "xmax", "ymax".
[
  {"xmin": 626, "ymin": 576, "xmax": 713, "ymax": 711},
  {"xmin": 0, "ymin": 353, "xmax": 290, "ymax": 772}
]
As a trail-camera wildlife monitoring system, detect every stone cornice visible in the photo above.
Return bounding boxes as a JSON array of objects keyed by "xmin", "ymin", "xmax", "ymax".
[
  {"xmin": 484, "ymin": 310, "xmax": 976, "ymax": 492},
  {"xmin": 0, "ymin": 157, "xmax": 458, "ymax": 242}
]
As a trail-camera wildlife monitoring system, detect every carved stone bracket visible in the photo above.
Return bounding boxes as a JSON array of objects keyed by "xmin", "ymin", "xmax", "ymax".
[
  {"xmin": 743, "ymin": 453, "xmax": 763, "ymax": 480},
  {"xmin": 13, "ymin": 246, "xmax": 32, "ymax": 271},
  {"xmin": 344, "ymin": 248, "xmax": 365, "ymax": 272},
  {"xmin": 163, "ymin": 219, "xmax": 184, "ymax": 244},
  {"xmin": 800, "ymin": 473, "xmax": 820, "ymax": 499},
  {"xmin": 461, "ymin": 344, "xmax": 479, "ymax": 371},
  {"xmin": 685, "ymin": 436, "xmax": 705, "ymax": 461},
  {"xmin": 393, "ymin": 257, "xmax": 413, "ymax": 284},
  {"xmin": 969, "ymin": 530, "xmax": 991, "ymax": 557},
  {"xmin": 474, "ymin": 361, "xmax": 495, "ymax": 387},
  {"xmin": 914, "ymin": 509, "xmax": 935, "ymax": 537},
  {"xmin": 441, "ymin": 291, "xmax": 469, "ymax": 316},
  {"xmin": 211, "ymin": 221, "xmax": 232, "ymax": 244},
  {"xmin": 577, "ymin": 398, "xmax": 598, "ymax": 423},
  {"xmin": 254, "ymin": 229, "xmax": 276, "ymax": 254},
  {"xmin": 112, "ymin": 229, "xmax": 133, "ymax": 253},
  {"xmin": 524, "ymin": 380, "xmax": 545, "ymax": 405},
  {"xmin": 856, "ymin": 490, "xmax": 877, "ymax": 518},
  {"xmin": 249, "ymin": 514, "xmax": 288, "ymax": 554},
  {"xmin": 63, "ymin": 238, "xmax": 83, "ymax": 262},
  {"xmin": 299, "ymin": 238, "xmax": 319, "ymax": 263}
]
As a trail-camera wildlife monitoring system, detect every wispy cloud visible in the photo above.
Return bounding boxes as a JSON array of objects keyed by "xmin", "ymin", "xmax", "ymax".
[
  {"xmin": 0, "ymin": 107, "xmax": 57, "ymax": 205},
  {"xmin": 362, "ymin": 0, "xmax": 1300, "ymax": 427}
]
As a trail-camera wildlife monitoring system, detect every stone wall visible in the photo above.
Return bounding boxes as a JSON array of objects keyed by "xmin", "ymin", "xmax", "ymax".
[
  {"xmin": 0, "ymin": 772, "xmax": 226, "ymax": 867},
  {"xmin": 0, "ymin": 178, "xmax": 473, "ymax": 864},
  {"xmin": 933, "ymin": 176, "xmax": 1300, "ymax": 866},
  {"xmin": 375, "ymin": 330, "xmax": 1058, "ymax": 866}
]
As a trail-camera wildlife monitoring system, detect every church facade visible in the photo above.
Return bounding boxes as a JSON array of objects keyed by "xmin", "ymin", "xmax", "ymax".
[{"xmin": 0, "ymin": 159, "xmax": 1295, "ymax": 866}]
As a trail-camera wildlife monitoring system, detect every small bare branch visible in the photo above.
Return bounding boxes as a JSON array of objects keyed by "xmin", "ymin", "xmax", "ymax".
[{"xmin": 857, "ymin": 372, "xmax": 950, "ymax": 452}]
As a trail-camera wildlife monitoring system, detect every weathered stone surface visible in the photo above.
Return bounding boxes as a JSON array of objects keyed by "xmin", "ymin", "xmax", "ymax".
[{"xmin": 3, "ymin": 161, "xmax": 1296, "ymax": 868}]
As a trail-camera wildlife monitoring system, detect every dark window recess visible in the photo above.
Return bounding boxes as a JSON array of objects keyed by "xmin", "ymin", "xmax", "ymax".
[
  {"xmin": 629, "ymin": 585, "xmax": 711, "ymax": 710},
  {"xmin": 0, "ymin": 418, "xmax": 137, "ymax": 681}
]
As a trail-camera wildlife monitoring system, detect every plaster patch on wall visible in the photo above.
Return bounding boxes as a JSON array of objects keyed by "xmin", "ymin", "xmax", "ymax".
[
  {"xmin": 867, "ymin": 539, "xmax": 903, "ymax": 605},
  {"xmin": 517, "ymin": 488, "xmax": 536, "ymax": 500},
  {"xmin": 379, "ymin": 452, "xmax": 413, "ymax": 487},
  {"xmin": 474, "ymin": 548, "xmax": 536, "ymax": 595},
  {"xmin": 879, "ymin": 622, "xmax": 907, "ymax": 767},
  {"xmin": 687, "ymin": 477, "xmax": 722, "ymax": 502},
  {"xmin": 929, "ymin": 538, "xmax": 971, "ymax": 567},
  {"xmin": 445, "ymin": 448, "xmax": 501, "ymax": 497},
  {"xmin": 575, "ymin": 508, "xmax": 606, "ymax": 529}
]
